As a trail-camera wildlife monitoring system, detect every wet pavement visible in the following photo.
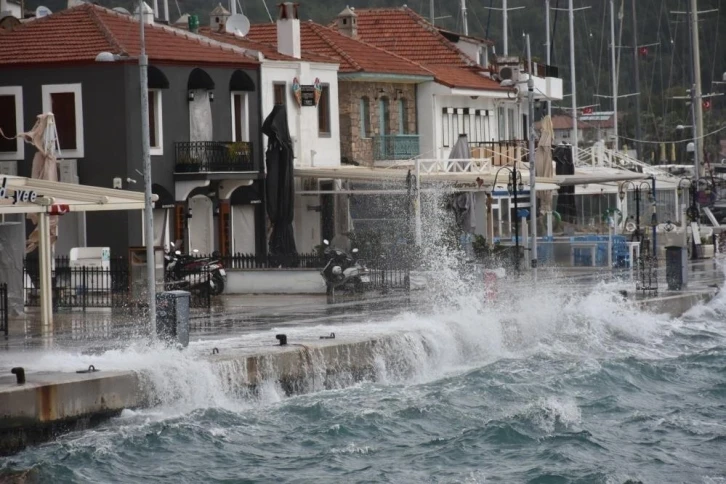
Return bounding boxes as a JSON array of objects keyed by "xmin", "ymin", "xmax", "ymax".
[{"xmin": 1, "ymin": 259, "xmax": 722, "ymax": 356}]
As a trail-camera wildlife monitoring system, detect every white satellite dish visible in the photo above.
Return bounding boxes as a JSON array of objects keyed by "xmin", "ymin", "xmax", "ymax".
[
  {"xmin": 225, "ymin": 13, "xmax": 250, "ymax": 36},
  {"xmin": 112, "ymin": 7, "xmax": 131, "ymax": 15},
  {"xmin": 35, "ymin": 6, "xmax": 52, "ymax": 18}
]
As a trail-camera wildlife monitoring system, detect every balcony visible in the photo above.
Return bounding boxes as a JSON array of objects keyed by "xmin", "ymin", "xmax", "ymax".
[
  {"xmin": 469, "ymin": 140, "xmax": 527, "ymax": 167},
  {"xmin": 174, "ymin": 141, "xmax": 255, "ymax": 173},
  {"xmin": 373, "ymin": 135, "xmax": 420, "ymax": 161}
]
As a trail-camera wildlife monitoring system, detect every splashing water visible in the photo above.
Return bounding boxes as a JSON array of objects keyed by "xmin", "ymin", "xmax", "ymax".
[{"xmin": 2, "ymin": 192, "xmax": 726, "ymax": 483}]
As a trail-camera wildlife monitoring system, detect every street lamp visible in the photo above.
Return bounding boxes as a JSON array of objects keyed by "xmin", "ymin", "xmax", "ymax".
[
  {"xmin": 95, "ymin": 0, "xmax": 156, "ymax": 331},
  {"xmin": 493, "ymin": 165, "xmax": 525, "ymax": 274},
  {"xmin": 619, "ymin": 179, "xmax": 655, "ymax": 248}
]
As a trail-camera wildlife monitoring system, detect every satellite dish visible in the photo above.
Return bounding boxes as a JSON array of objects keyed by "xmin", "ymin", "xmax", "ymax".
[
  {"xmin": 225, "ymin": 13, "xmax": 250, "ymax": 36},
  {"xmin": 112, "ymin": 7, "xmax": 131, "ymax": 15},
  {"xmin": 35, "ymin": 6, "xmax": 52, "ymax": 17}
]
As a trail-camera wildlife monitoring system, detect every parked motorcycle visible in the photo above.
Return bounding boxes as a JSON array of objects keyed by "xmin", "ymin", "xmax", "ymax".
[
  {"xmin": 320, "ymin": 239, "xmax": 371, "ymax": 298},
  {"xmin": 164, "ymin": 242, "xmax": 227, "ymax": 295}
]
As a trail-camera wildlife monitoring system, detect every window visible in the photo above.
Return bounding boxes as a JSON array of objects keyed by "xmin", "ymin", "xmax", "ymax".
[
  {"xmin": 318, "ymin": 84, "xmax": 331, "ymax": 136},
  {"xmin": 148, "ymin": 89, "xmax": 163, "ymax": 155},
  {"xmin": 231, "ymin": 92, "xmax": 249, "ymax": 142},
  {"xmin": 273, "ymin": 82, "xmax": 286, "ymax": 106},
  {"xmin": 360, "ymin": 97, "xmax": 371, "ymax": 138},
  {"xmin": 507, "ymin": 107, "xmax": 516, "ymax": 139},
  {"xmin": 378, "ymin": 96, "xmax": 390, "ymax": 135},
  {"xmin": 497, "ymin": 106, "xmax": 506, "ymax": 141},
  {"xmin": 0, "ymin": 86, "xmax": 23, "ymax": 160},
  {"xmin": 398, "ymin": 99, "xmax": 407, "ymax": 134},
  {"xmin": 442, "ymin": 108, "xmax": 451, "ymax": 147},
  {"xmin": 42, "ymin": 84, "xmax": 83, "ymax": 158}
]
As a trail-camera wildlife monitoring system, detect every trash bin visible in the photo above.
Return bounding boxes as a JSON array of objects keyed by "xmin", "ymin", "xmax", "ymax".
[
  {"xmin": 156, "ymin": 290, "xmax": 190, "ymax": 347},
  {"xmin": 665, "ymin": 246, "xmax": 688, "ymax": 291}
]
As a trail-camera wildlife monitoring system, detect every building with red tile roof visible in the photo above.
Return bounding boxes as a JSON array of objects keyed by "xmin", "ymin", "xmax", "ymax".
[
  {"xmin": 0, "ymin": 3, "xmax": 267, "ymax": 258},
  {"xmin": 0, "ymin": 3, "xmax": 258, "ymax": 67}
]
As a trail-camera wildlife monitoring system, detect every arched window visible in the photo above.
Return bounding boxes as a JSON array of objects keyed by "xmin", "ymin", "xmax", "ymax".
[
  {"xmin": 360, "ymin": 96, "xmax": 370, "ymax": 138},
  {"xmin": 378, "ymin": 96, "xmax": 390, "ymax": 135},
  {"xmin": 398, "ymin": 98, "xmax": 407, "ymax": 134}
]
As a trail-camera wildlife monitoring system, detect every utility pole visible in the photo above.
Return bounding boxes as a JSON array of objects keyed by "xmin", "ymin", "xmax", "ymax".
[
  {"xmin": 568, "ymin": 0, "xmax": 578, "ymax": 160},
  {"xmin": 690, "ymin": 0, "xmax": 705, "ymax": 178},
  {"xmin": 545, "ymin": 0, "xmax": 552, "ymax": 118},
  {"xmin": 631, "ymin": 0, "xmax": 643, "ymax": 161},
  {"xmin": 609, "ymin": 0, "xmax": 618, "ymax": 150},
  {"xmin": 527, "ymin": 34, "xmax": 538, "ymax": 274},
  {"xmin": 430, "ymin": 0, "xmax": 434, "ymax": 25},
  {"xmin": 461, "ymin": 0, "xmax": 469, "ymax": 35},
  {"xmin": 139, "ymin": 0, "xmax": 156, "ymax": 331}
]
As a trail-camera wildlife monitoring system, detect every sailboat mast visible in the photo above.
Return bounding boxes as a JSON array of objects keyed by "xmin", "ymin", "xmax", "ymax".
[
  {"xmin": 690, "ymin": 0, "xmax": 705, "ymax": 179},
  {"xmin": 568, "ymin": 0, "xmax": 578, "ymax": 159},
  {"xmin": 460, "ymin": 0, "xmax": 469, "ymax": 35},
  {"xmin": 630, "ymin": 0, "xmax": 643, "ymax": 160},
  {"xmin": 545, "ymin": 0, "xmax": 552, "ymax": 117},
  {"xmin": 503, "ymin": 0, "xmax": 508, "ymax": 55},
  {"xmin": 430, "ymin": 0, "xmax": 434, "ymax": 25},
  {"xmin": 610, "ymin": 0, "xmax": 618, "ymax": 150}
]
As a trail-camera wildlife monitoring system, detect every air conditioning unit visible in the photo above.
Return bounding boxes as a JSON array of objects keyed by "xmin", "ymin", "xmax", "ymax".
[
  {"xmin": 59, "ymin": 159, "xmax": 79, "ymax": 184},
  {"xmin": 0, "ymin": 161, "xmax": 17, "ymax": 176},
  {"xmin": 498, "ymin": 65, "xmax": 521, "ymax": 83}
]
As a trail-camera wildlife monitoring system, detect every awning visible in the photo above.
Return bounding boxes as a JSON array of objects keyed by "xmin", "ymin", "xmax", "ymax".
[
  {"xmin": 294, "ymin": 165, "xmax": 559, "ymax": 191},
  {"xmin": 0, "ymin": 175, "xmax": 157, "ymax": 214},
  {"xmin": 556, "ymin": 173, "xmax": 650, "ymax": 186}
]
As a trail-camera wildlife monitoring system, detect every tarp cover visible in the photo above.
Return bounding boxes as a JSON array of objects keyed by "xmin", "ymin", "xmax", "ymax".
[
  {"xmin": 535, "ymin": 115, "xmax": 554, "ymax": 212},
  {"xmin": 262, "ymin": 105, "xmax": 297, "ymax": 266}
]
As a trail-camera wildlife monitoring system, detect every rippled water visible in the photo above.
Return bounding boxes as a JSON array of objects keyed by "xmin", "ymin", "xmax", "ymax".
[{"xmin": 2, "ymin": 269, "xmax": 726, "ymax": 484}]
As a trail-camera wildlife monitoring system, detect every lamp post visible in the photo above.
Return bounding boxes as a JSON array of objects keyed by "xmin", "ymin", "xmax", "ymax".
[
  {"xmin": 494, "ymin": 165, "xmax": 524, "ymax": 274},
  {"xmin": 619, "ymin": 180, "xmax": 656, "ymax": 254},
  {"xmin": 95, "ymin": 0, "xmax": 156, "ymax": 331}
]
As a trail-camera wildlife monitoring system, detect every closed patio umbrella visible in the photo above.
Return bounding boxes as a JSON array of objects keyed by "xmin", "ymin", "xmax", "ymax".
[
  {"xmin": 535, "ymin": 115, "xmax": 555, "ymax": 212},
  {"xmin": 262, "ymin": 105, "xmax": 297, "ymax": 266}
]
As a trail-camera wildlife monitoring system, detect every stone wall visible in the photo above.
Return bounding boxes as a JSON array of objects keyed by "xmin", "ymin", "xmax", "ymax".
[{"xmin": 339, "ymin": 81, "xmax": 417, "ymax": 166}]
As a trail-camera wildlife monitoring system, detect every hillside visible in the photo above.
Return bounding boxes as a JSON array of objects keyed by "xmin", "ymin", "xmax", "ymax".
[{"xmin": 25, "ymin": 0, "xmax": 726, "ymax": 157}]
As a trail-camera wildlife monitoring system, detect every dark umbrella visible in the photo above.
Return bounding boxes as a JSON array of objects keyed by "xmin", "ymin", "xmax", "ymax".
[{"xmin": 262, "ymin": 105, "xmax": 297, "ymax": 267}]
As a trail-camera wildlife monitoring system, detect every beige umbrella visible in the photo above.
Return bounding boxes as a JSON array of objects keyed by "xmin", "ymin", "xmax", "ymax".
[
  {"xmin": 20, "ymin": 114, "xmax": 60, "ymax": 253},
  {"xmin": 535, "ymin": 115, "xmax": 555, "ymax": 212}
]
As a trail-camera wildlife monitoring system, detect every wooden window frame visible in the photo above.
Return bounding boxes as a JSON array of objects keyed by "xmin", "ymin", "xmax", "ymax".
[
  {"xmin": 0, "ymin": 86, "xmax": 23, "ymax": 161},
  {"xmin": 41, "ymin": 83, "xmax": 84, "ymax": 158}
]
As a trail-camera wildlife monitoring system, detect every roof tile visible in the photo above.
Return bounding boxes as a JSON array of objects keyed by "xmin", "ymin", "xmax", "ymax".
[
  {"xmin": 0, "ymin": 4, "xmax": 258, "ymax": 66},
  {"xmin": 247, "ymin": 21, "xmax": 431, "ymax": 77}
]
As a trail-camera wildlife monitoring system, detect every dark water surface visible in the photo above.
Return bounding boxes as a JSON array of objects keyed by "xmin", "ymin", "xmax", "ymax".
[{"xmin": 2, "ymin": 280, "xmax": 726, "ymax": 484}]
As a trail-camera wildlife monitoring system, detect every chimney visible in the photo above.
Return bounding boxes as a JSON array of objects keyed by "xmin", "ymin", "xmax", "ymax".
[
  {"xmin": 277, "ymin": 2, "xmax": 300, "ymax": 59},
  {"xmin": 135, "ymin": 1, "xmax": 154, "ymax": 25},
  {"xmin": 210, "ymin": 3, "xmax": 230, "ymax": 32},
  {"xmin": 336, "ymin": 6, "xmax": 357, "ymax": 38}
]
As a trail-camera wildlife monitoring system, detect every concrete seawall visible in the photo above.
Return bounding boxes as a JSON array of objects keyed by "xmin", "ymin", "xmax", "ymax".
[{"xmin": 0, "ymin": 288, "xmax": 718, "ymax": 455}]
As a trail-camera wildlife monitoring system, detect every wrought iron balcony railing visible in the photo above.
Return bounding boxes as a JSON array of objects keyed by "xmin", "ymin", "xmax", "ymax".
[
  {"xmin": 373, "ymin": 135, "xmax": 421, "ymax": 161},
  {"xmin": 175, "ymin": 141, "xmax": 254, "ymax": 173}
]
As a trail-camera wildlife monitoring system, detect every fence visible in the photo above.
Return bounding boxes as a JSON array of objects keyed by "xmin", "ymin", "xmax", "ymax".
[
  {"xmin": 0, "ymin": 283, "xmax": 7, "ymax": 338},
  {"xmin": 23, "ymin": 256, "xmax": 213, "ymax": 310},
  {"xmin": 192, "ymin": 252, "xmax": 327, "ymax": 269},
  {"xmin": 175, "ymin": 141, "xmax": 254, "ymax": 173}
]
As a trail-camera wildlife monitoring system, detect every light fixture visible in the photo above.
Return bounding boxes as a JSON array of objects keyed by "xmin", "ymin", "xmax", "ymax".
[
  {"xmin": 188, "ymin": 90, "xmax": 195, "ymax": 102},
  {"xmin": 394, "ymin": 89, "xmax": 403, "ymax": 100},
  {"xmin": 376, "ymin": 88, "xmax": 385, "ymax": 99},
  {"xmin": 213, "ymin": 205, "xmax": 220, "ymax": 217},
  {"xmin": 208, "ymin": 91, "xmax": 214, "ymax": 102},
  {"xmin": 187, "ymin": 207, "xmax": 193, "ymax": 219},
  {"xmin": 686, "ymin": 141, "xmax": 695, "ymax": 153}
]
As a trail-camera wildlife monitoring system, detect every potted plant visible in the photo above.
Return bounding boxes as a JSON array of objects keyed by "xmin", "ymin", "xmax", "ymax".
[{"xmin": 176, "ymin": 153, "xmax": 200, "ymax": 172}]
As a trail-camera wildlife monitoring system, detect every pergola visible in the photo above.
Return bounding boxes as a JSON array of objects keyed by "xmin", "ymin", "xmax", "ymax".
[{"xmin": 0, "ymin": 176, "xmax": 156, "ymax": 326}]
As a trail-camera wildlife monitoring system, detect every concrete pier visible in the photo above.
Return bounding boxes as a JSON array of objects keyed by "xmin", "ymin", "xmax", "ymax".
[{"xmin": 0, "ymin": 287, "xmax": 719, "ymax": 455}]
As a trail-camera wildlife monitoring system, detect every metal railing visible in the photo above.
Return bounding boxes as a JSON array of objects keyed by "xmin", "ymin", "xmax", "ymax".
[
  {"xmin": 469, "ymin": 140, "xmax": 527, "ymax": 167},
  {"xmin": 189, "ymin": 252, "xmax": 327, "ymax": 270},
  {"xmin": 0, "ymin": 283, "xmax": 7, "ymax": 338},
  {"xmin": 24, "ymin": 256, "xmax": 213, "ymax": 310},
  {"xmin": 373, "ymin": 135, "xmax": 421, "ymax": 161},
  {"xmin": 175, "ymin": 141, "xmax": 255, "ymax": 173}
]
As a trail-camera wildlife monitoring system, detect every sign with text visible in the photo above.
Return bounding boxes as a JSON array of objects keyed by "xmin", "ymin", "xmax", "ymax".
[
  {"xmin": 0, "ymin": 177, "xmax": 38, "ymax": 205},
  {"xmin": 292, "ymin": 77, "xmax": 323, "ymax": 107}
]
